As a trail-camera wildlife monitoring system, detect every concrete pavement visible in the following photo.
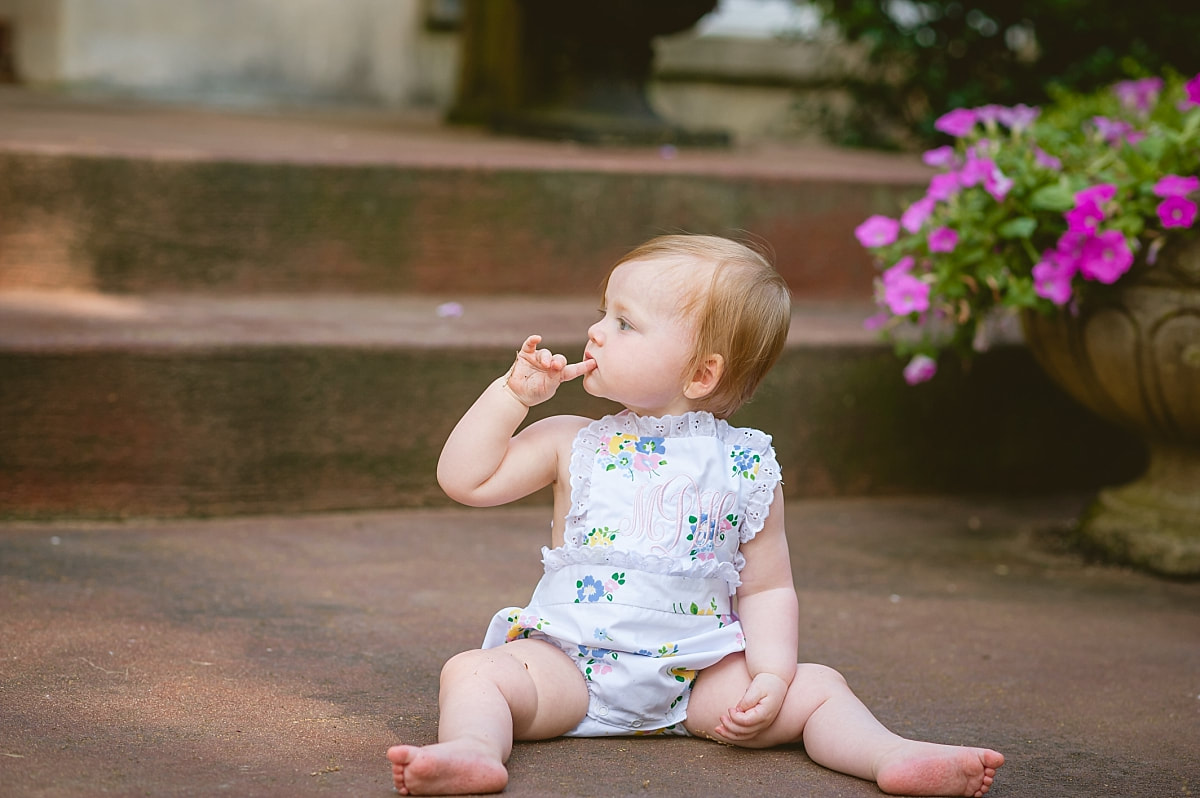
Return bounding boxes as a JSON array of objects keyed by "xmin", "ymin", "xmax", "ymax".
[{"xmin": 2, "ymin": 495, "xmax": 1197, "ymax": 797}]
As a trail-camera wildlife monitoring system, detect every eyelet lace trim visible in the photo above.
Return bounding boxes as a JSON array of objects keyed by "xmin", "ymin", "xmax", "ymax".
[
  {"xmin": 559, "ymin": 410, "xmax": 781, "ymax": 586},
  {"xmin": 540, "ymin": 544, "xmax": 743, "ymax": 584}
]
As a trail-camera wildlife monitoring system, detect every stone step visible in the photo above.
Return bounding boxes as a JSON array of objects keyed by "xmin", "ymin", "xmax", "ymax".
[
  {"xmin": 0, "ymin": 291, "xmax": 1144, "ymax": 519},
  {"xmin": 0, "ymin": 90, "xmax": 930, "ymax": 299}
]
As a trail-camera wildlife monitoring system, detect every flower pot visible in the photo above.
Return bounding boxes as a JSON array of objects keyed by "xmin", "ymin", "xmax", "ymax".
[{"xmin": 1021, "ymin": 238, "xmax": 1200, "ymax": 577}]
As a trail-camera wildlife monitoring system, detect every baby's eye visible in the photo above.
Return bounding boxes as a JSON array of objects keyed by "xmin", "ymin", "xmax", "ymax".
[{"xmin": 617, "ymin": 318, "xmax": 632, "ymax": 331}]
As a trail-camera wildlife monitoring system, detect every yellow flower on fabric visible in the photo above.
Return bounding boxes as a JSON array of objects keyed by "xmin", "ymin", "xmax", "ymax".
[{"xmin": 607, "ymin": 433, "xmax": 639, "ymax": 455}]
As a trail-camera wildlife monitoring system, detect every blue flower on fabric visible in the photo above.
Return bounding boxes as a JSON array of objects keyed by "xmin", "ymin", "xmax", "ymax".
[
  {"xmin": 576, "ymin": 574, "xmax": 606, "ymax": 603},
  {"xmin": 730, "ymin": 446, "xmax": 761, "ymax": 480},
  {"xmin": 578, "ymin": 645, "xmax": 614, "ymax": 660},
  {"xmin": 635, "ymin": 437, "xmax": 666, "ymax": 455}
]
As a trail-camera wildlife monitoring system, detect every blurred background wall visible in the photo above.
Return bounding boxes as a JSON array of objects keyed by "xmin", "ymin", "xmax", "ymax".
[{"xmin": 0, "ymin": 0, "xmax": 850, "ymax": 144}]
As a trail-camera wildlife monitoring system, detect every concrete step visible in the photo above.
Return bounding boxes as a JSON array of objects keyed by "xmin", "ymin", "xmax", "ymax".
[
  {"xmin": 0, "ymin": 292, "xmax": 1144, "ymax": 519},
  {"xmin": 0, "ymin": 89, "xmax": 929, "ymax": 299},
  {"xmin": 0, "ymin": 93, "xmax": 1148, "ymax": 518}
]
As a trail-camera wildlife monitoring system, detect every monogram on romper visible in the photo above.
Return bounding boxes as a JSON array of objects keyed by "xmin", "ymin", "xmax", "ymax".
[{"xmin": 628, "ymin": 476, "xmax": 741, "ymax": 559}]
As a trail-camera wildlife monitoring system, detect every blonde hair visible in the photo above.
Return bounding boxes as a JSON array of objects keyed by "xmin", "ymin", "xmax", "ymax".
[{"xmin": 604, "ymin": 234, "xmax": 792, "ymax": 418}]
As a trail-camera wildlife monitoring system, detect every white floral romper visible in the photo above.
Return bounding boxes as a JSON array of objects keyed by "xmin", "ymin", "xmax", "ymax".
[{"xmin": 481, "ymin": 410, "xmax": 781, "ymax": 736}]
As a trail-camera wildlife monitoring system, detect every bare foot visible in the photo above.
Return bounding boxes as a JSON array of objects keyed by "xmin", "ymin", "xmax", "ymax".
[
  {"xmin": 386, "ymin": 741, "xmax": 508, "ymax": 796},
  {"xmin": 875, "ymin": 742, "xmax": 1005, "ymax": 797}
]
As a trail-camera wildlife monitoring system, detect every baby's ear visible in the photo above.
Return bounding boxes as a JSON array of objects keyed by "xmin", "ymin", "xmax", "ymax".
[{"xmin": 684, "ymin": 353, "xmax": 725, "ymax": 401}]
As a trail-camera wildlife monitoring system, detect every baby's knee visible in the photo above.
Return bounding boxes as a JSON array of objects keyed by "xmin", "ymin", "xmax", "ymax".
[
  {"xmin": 440, "ymin": 648, "xmax": 504, "ymax": 685},
  {"xmin": 795, "ymin": 663, "xmax": 849, "ymax": 692}
]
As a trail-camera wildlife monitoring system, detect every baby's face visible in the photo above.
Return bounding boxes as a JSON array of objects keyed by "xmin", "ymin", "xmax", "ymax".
[{"xmin": 582, "ymin": 258, "xmax": 704, "ymax": 417}]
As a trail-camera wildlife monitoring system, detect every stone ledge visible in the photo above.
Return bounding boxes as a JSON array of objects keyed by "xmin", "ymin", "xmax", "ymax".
[{"xmin": 0, "ymin": 291, "xmax": 883, "ymax": 352}]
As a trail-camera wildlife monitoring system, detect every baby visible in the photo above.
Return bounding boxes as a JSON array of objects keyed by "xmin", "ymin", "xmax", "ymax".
[{"xmin": 388, "ymin": 234, "xmax": 1004, "ymax": 796}]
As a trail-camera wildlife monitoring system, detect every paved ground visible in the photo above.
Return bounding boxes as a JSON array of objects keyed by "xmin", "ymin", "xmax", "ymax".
[{"xmin": 2, "ymin": 495, "xmax": 1197, "ymax": 797}]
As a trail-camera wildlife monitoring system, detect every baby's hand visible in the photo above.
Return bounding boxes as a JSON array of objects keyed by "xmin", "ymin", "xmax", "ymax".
[
  {"xmin": 503, "ymin": 334, "xmax": 595, "ymax": 407},
  {"xmin": 715, "ymin": 672, "xmax": 789, "ymax": 743}
]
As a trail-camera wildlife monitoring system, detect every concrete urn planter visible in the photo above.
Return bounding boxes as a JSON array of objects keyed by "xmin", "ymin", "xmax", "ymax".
[{"xmin": 1021, "ymin": 237, "xmax": 1200, "ymax": 577}]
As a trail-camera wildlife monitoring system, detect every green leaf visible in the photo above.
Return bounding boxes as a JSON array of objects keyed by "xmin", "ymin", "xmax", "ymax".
[
  {"xmin": 997, "ymin": 217, "xmax": 1038, "ymax": 238},
  {"xmin": 1029, "ymin": 184, "xmax": 1075, "ymax": 212},
  {"xmin": 1137, "ymin": 134, "xmax": 1167, "ymax": 162}
]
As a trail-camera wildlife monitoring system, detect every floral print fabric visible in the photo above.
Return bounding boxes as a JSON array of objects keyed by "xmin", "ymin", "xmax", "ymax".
[{"xmin": 481, "ymin": 410, "xmax": 781, "ymax": 736}]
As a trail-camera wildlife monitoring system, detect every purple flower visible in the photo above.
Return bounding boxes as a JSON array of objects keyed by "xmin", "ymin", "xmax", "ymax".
[
  {"xmin": 973, "ymin": 105, "xmax": 1006, "ymax": 126},
  {"xmin": 1091, "ymin": 116, "xmax": 1143, "ymax": 147},
  {"xmin": 901, "ymin": 196, "xmax": 936, "ymax": 233},
  {"xmin": 1157, "ymin": 196, "xmax": 1198, "ymax": 228},
  {"xmin": 1112, "ymin": 77, "xmax": 1162, "ymax": 114},
  {"xmin": 882, "ymin": 255, "xmax": 915, "ymax": 285},
  {"xmin": 862, "ymin": 313, "xmax": 889, "ymax": 331},
  {"xmin": 927, "ymin": 172, "xmax": 961, "ymax": 202},
  {"xmin": 1033, "ymin": 147, "xmax": 1063, "ymax": 171},
  {"xmin": 883, "ymin": 272, "xmax": 931, "ymax": 315},
  {"xmin": 984, "ymin": 167, "xmax": 1013, "ymax": 201},
  {"xmin": 998, "ymin": 104, "xmax": 1040, "ymax": 132},
  {"xmin": 1064, "ymin": 185, "xmax": 1116, "ymax": 233},
  {"xmin": 1152, "ymin": 175, "xmax": 1200, "ymax": 197},
  {"xmin": 928, "ymin": 226, "xmax": 959, "ymax": 253},
  {"xmin": 934, "ymin": 108, "xmax": 978, "ymax": 138},
  {"xmin": 1032, "ymin": 250, "xmax": 1077, "ymax": 306},
  {"xmin": 922, "ymin": 146, "xmax": 958, "ymax": 169},
  {"xmin": 1079, "ymin": 231, "xmax": 1134, "ymax": 284},
  {"xmin": 855, "ymin": 215, "xmax": 901, "ymax": 248},
  {"xmin": 1075, "ymin": 183, "xmax": 1117, "ymax": 206},
  {"xmin": 1187, "ymin": 73, "xmax": 1200, "ymax": 107},
  {"xmin": 903, "ymin": 355, "xmax": 938, "ymax": 385},
  {"xmin": 958, "ymin": 155, "xmax": 993, "ymax": 188},
  {"xmin": 1065, "ymin": 200, "xmax": 1106, "ymax": 234},
  {"xmin": 1054, "ymin": 230, "xmax": 1088, "ymax": 260}
]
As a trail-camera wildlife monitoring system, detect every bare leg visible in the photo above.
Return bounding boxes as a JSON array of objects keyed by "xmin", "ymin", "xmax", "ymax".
[
  {"xmin": 686, "ymin": 656, "xmax": 1004, "ymax": 797},
  {"xmin": 387, "ymin": 639, "xmax": 588, "ymax": 796}
]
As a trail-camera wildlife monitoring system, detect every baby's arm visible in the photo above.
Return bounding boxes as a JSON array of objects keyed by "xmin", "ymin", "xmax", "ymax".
[
  {"xmin": 717, "ymin": 484, "xmax": 799, "ymax": 740},
  {"xmin": 437, "ymin": 335, "xmax": 595, "ymax": 507}
]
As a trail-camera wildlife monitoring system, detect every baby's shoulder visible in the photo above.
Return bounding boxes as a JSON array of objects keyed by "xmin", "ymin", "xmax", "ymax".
[{"xmin": 522, "ymin": 414, "xmax": 596, "ymax": 448}]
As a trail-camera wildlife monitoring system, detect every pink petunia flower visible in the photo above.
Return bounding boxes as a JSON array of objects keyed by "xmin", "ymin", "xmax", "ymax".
[
  {"xmin": 1033, "ymin": 147, "xmax": 1062, "ymax": 171},
  {"xmin": 922, "ymin": 146, "xmax": 957, "ymax": 168},
  {"xmin": 1112, "ymin": 77, "xmax": 1163, "ymax": 114},
  {"xmin": 984, "ymin": 167, "xmax": 1013, "ymax": 201},
  {"xmin": 1065, "ymin": 200, "xmax": 1106, "ymax": 234},
  {"xmin": 903, "ymin": 355, "xmax": 938, "ymax": 385},
  {"xmin": 927, "ymin": 172, "xmax": 961, "ymax": 202},
  {"xmin": 1185, "ymin": 73, "xmax": 1200, "ymax": 107},
  {"xmin": 901, "ymin": 196, "xmax": 936, "ymax": 233},
  {"xmin": 1079, "ymin": 230, "xmax": 1134, "ymax": 283},
  {"xmin": 882, "ymin": 255, "xmax": 915, "ymax": 285},
  {"xmin": 883, "ymin": 272, "xmax": 931, "ymax": 315},
  {"xmin": 862, "ymin": 312, "xmax": 889, "ymax": 332},
  {"xmin": 928, "ymin": 226, "xmax": 959, "ymax": 253},
  {"xmin": 1152, "ymin": 175, "xmax": 1200, "ymax": 197},
  {"xmin": 973, "ymin": 105, "xmax": 1006, "ymax": 127},
  {"xmin": 1032, "ymin": 250, "xmax": 1078, "ymax": 306},
  {"xmin": 1075, "ymin": 183, "xmax": 1117, "ymax": 206},
  {"xmin": 958, "ymin": 155, "xmax": 993, "ymax": 188},
  {"xmin": 934, "ymin": 108, "xmax": 978, "ymax": 138},
  {"xmin": 1091, "ymin": 116, "xmax": 1145, "ymax": 147},
  {"xmin": 855, "ymin": 215, "xmax": 901, "ymax": 248},
  {"xmin": 1157, "ymin": 196, "xmax": 1198, "ymax": 228},
  {"xmin": 998, "ymin": 104, "xmax": 1040, "ymax": 132}
]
